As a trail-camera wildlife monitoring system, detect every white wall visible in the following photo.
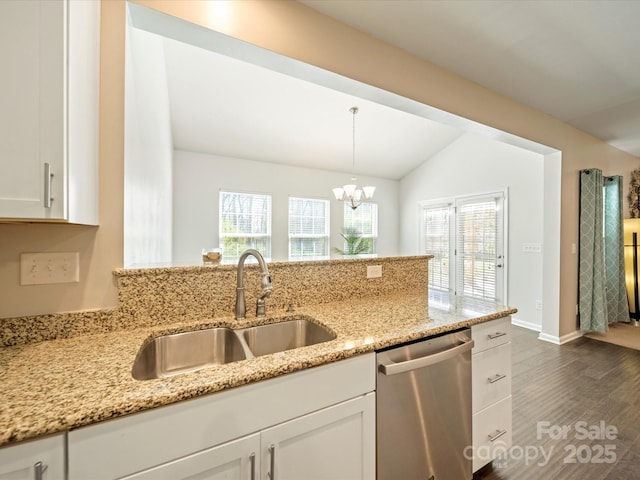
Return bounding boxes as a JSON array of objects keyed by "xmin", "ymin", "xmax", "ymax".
[
  {"xmin": 173, "ymin": 150, "xmax": 400, "ymax": 264},
  {"xmin": 124, "ymin": 27, "xmax": 173, "ymax": 267},
  {"xmin": 399, "ymin": 133, "xmax": 544, "ymax": 328}
]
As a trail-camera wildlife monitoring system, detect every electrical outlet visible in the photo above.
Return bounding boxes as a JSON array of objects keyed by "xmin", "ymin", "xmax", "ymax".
[
  {"xmin": 535, "ymin": 300, "xmax": 542, "ymax": 310},
  {"xmin": 367, "ymin": 265, "xmax": 382, "ymax": 279},
  {"xmin": 20, "ymin": 252, "xmax": 80, "ymax": 285},
  {"xmin": 522, "ymin": 243, "xmax": 542, "ymax": 253}
]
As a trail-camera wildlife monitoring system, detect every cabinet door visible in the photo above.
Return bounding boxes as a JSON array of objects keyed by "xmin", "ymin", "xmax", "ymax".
[
  {"xmin": 0, "ymin": 0, "xmax": 65, "ymax": 220},
  {"xmin": 0, "ymin": 435, "xmax": 65, "ymax": 480},
  {"xmin": 121, "ymin": 433, "xmax": 261, "ymax": 480},
  {"xmin": 261, "ymin": 393, "xmax": 375, "ymax": 480}
]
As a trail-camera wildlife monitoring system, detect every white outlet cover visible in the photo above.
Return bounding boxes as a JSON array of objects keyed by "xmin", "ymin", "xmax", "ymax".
[
  {"xmin": 20, "ymin": 252, "xmax": 80, "ymax": 285},
  {"xmin": 367, "ymin": 265, "xmax": 382, "ymax": 279}
]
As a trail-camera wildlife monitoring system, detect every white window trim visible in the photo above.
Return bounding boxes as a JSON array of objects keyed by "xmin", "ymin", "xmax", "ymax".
[
  {"xmin": 288, "ymin": 196, "xmax": 330, "ymax": 260},
  {"xmin": 219, "ymin": 191, "xmax": 273, "ymax": 260},
  {"xmin": 343, "ymin": 202, "xmax": 378, "ymax": 254},
  {"xmin": 419, "ymin": 189, "xmax": 509, "ymax": 303}
]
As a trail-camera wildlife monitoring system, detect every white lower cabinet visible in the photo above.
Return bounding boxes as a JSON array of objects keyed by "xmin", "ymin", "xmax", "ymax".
[
  {"xmin": 121, "ymin": 394, "xmax": 375, "ymax": 480},
  {"xmin": 471, "ymin": 316, "xmax": 512, "ymax": 473},
  {"xmin": 0, "ymin": 434, "xmax": 65, "ymax": 480},
  {"xmin": 121, "ymin": 433, "xmax": 261, "ymax": 480},
  {"xmin": 68, "ymin": 354, "xmax": 376, "ymax": 480},
  {"xmin": 261, "ymin": 394, "xmax": 375, "ymax": 480}
]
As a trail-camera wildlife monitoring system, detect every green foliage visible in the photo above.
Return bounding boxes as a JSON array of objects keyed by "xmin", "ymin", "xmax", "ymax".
[{"xmin": 332, "ymin": 227, "xmax": 372, "ymax": 255}]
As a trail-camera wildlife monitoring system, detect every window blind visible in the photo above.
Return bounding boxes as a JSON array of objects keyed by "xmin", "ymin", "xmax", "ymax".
[
  {"xmin": 288, "ymin": 197, "xmax": 330, "ymax": 259},
  {"xmin": 422, "ymin": 203, "xmax": 452, "ymax": 291},
  {"xmin": 344, "ymin": 202, "xmax": 378, "ymax": 254},
  {"xmin": 219, "ymin": 191, "xmax": 272, "ymax": 260},
  {"xmin": 455, "ymin": 197, "xmax": 501, "ymax": 300}
]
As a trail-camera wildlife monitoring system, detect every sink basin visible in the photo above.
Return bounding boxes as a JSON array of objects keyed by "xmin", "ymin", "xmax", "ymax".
[
  {"xmin": 132, "ymin": 317, "xmax": 336, "ymax": 380},
  {"xmin": 132, "ymin": 328, "xmax": 247, "ymax": 380},
  {"xmin": 242, "ymin": 319, "xmax": 337, "ymax": 357}
]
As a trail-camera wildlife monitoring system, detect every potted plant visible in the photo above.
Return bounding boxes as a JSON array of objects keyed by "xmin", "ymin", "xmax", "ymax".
[{"xmin": 332, "ymin": 227, "xmax": 372, "ymax": 256}]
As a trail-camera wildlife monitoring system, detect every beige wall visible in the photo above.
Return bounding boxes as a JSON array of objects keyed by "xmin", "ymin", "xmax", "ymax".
[
  {"xmin": 1, "ymin": 0, "xmax": 638, "ymax": 338},
  {"xmin": 0, "ymin": 0, "xmax": 125, "ymax": 318}
]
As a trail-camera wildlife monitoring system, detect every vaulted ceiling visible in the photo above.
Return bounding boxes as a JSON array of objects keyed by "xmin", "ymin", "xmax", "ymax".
[{"xmin": 301, "ymin": 0, "xmax": 640, "ymax": 158}]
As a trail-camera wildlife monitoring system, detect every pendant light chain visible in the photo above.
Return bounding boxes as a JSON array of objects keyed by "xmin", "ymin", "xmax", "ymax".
[
  {"xmin": 331, "ymin": 106, "xmax": 375, "ymax": 209},
  {"xmin": 351, "ymin": 106, "xmax": 358, "ymax": 177}
]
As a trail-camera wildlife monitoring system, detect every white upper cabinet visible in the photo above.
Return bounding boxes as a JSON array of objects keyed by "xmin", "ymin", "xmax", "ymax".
[{"xmin": 0, "ymin": 0, "xmax": 99, "ymax": 224}]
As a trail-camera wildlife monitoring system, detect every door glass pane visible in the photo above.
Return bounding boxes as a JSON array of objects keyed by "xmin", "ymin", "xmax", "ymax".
[
  {"xmin": 456, "ymin": 198, "xmax": 501, "ymax": 301},
  {"xmin": 422, "ymin": 204, "xmax": 451, "ymax": 291}
]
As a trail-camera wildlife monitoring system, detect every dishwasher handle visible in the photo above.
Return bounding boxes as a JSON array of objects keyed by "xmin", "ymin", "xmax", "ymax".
[{"xmin": 379, "ymin": 338, "xmax": 474, "ymax": 376}]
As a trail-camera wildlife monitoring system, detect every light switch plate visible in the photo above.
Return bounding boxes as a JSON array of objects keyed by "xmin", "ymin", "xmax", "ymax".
[
  {"xmin": 367, "ymin": 265, "xmax": 382, "ymax": 279},
  {"xmin": 522, "ymin": 243, "xmax": 542, "ymax": 253},
  {"xmin": 20, "ymin": 252, "xmax": 80, "ymax": 285}
]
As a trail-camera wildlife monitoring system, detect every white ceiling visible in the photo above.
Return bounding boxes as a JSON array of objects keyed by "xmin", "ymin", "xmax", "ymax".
[
  {"xmin": 162, "ymin": 36, "xmax": 464, "ymax": 180},
  {"xmin": 301, "ymin": 0, "xmax": 640, "ymax": 158}
]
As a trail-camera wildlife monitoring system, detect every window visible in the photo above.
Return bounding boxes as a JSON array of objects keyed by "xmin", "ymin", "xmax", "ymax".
[
  {"xmin": 420, "ymin": 193, "xmax": 505, "ymax": 302},
  {"xmin": 420, "ymin": 203, "xmax": 452, "ymax": 292},
  {"xmin": 288, "ymin": 197, "xmax": 330, "ymax": 260},
  {"xmin": 342, "ymin": 202, "xmax": 378, "ymax": 255},
  {"xmin": 219, "ymin": 191, "xmax": 271, "ymax": 261}
]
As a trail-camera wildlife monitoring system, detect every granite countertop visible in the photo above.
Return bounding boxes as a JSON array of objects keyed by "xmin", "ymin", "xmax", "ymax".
[{"xmin": 0, "ymin": 292, "xmax": 516, "ymax": 448}]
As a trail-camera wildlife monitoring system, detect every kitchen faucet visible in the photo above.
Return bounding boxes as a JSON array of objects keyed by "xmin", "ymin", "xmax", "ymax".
[{"xmin": 235, "ymin": 249, "xmax": 272, "ymax": 320}]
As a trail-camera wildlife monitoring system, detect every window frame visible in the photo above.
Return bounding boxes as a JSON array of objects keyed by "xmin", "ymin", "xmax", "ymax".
[
  {"xmin": 219, "ymin": 191, "xmax": 272, "ymax": 261},
  {"xmin": 288, "ymin": 196, "xmax": 331, "ymax": 260},
  {"xmin": 342, "ymin": 202, "xmax": 378, "ymax": 255},
  {"xmin": 419, "ymin": 191, "xmax": 507, "ymax": 303}
]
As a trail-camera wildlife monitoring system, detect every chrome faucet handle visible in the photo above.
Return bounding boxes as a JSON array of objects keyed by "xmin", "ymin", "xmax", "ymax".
[{"xmin": 256, "ymin": 298, "xmax": 266, "ymax": 317}]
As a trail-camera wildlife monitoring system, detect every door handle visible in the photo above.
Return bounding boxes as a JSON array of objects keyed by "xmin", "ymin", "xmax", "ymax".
[
  {"xmin": 43, "ymin": 163, "xmax": 53, "ymax": 208},
  {"xmin": 487, "ymin": 332, "xmax": 507, "ymax": 340},
  {"xmin": 488, "ymin": 373, "xmax": 507, "ymax": 383},
  {"xmin": 249, "ymin": 453, "xmax": 256, "ymax": 480},
  {"xmin": 488, "ymin": 429, "xmax": 507, "ymax": 442},
  {"xmin": 379, "ymin": 338, "xmax": 474, "ymax": 376},
  {"xmin": 34, "ymin": 462, "xmax": 48, "ymax": 480},
  {"xmin": 268, "ymin": 444, "xmax": 276, "ymax": 480}
]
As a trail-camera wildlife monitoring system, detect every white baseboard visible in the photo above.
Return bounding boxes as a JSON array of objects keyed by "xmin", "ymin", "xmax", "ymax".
[
  {"xmin": 511, "ymin": 317, "xmax": 542, "ymax": 332},
  {"xmin": 538, "ymin": 329, "xmax": 583, "ymax": 345}
]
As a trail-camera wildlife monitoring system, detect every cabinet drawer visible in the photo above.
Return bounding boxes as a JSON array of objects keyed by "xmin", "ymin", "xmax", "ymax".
[
  {"xmin": 472, "ymin": 317, "xmax": 511, "ymax": 353},
  {"xmin": 472, "ymin": 396, "xmax": 512, "ymax": 473},
  {"xmin": 472, "ymin": 342, "xmax": 511, "ymax": 412}
]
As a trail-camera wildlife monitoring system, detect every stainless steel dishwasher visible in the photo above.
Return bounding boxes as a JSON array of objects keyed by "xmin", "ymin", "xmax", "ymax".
[{"xmin": 376, "ymin": 328, "xmax": 474, "ymax": 480}]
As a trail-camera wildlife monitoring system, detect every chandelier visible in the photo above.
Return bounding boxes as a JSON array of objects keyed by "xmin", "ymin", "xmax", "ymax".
[{"xmin": 332, "ymin": 107, "xmax": 375, "ymax": 210}]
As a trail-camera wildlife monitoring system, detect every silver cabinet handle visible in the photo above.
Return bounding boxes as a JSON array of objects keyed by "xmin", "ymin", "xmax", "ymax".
[
  {"xmin": 249, "ymin": 453, "xmax": 256, "ymax": 480},
  {"xmin": 487, "ymin": 332, "xmax": 507, "ymax": 340},
  {"xmin": 34, "ymin": 462, "xmax": 48, "ymax": 480},
  {"xmin": 488, "ymin": 373, "xmax": 507, "ymax": 384},
  {"xmin": 488, "ymin": 429, "xmax": 507, "ymax": 442},
  {"xmin": 43, "ymin": 163, "xmax": 53, "ymax": 208},
  {"xmin": 379, "ymin": 339, "xmax": 474, "ymax": 376},
  {"xmin": 268, "ymin": 444, "xmax": 276, "ymax": 480}
]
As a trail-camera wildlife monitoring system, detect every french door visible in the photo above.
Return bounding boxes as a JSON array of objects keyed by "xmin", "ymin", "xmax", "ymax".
[{"xmin": 420, "ymin": 192, "xmax": 506, "ymax": 303}]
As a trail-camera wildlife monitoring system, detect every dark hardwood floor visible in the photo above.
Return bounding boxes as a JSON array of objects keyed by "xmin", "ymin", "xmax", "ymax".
[{"xmin": 475, "ymin": 326, "xmax": 640, "ymax": 480}]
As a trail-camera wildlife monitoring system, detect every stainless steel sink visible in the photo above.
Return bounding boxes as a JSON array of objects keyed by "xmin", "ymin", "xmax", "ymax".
[
  {"xmin": 241, "ymin": 319, "xmax": 337, "ymax": 357},
  {"xmin": 132, "ymin": 327, "xmax": 247, "ymax": 380},
  {"xmin": 132, "ymin": 317, "xmax": 336, "ymax": 380}
]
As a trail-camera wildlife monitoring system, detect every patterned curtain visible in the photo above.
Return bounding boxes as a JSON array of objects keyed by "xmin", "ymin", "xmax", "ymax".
[
  {"xmin": 579, "ymin": 170, "xmax": 630, "ymax": 333},
  {"xmin": 604, "ymin": 176, "xmax": 631, "ymax": 324},
  {"xmin": 579, "ymin": 169, "xmax": 607, "ymax": 332}
]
